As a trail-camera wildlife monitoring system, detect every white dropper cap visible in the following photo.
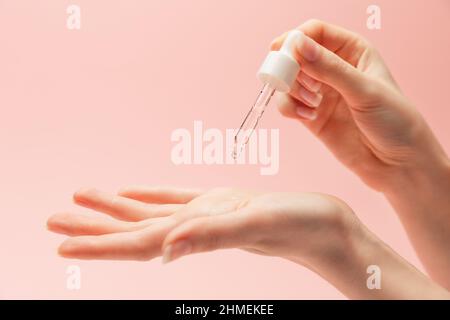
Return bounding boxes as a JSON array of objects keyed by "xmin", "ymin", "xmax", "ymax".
[{"xmin": 257, "ymin": 30, "xmax": 302, "ymax": 93}]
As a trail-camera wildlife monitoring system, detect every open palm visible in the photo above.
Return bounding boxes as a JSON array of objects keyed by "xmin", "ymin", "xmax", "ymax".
[{"xmin": 47, "ymin": 186, "xmax": 352, "ymax": 263}]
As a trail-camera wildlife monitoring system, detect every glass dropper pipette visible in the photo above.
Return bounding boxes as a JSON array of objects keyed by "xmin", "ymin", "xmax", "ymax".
[
  {"xmin": 232, "ymin": 83, "xmax": 275, "ymax": 159},
  {"xmin": 232, "ymin": 30, "xmax": 303, "ymax": 159}
]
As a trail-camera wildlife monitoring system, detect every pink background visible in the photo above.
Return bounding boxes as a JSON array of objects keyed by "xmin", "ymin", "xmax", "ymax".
[{"xmin": 0, "ymin": 0, "xmax": 449, "ymax": 299}]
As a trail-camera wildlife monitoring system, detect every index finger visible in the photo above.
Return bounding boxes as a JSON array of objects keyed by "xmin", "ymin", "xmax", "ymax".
[{"xmin": 271, "ymin": 19, "xmax": 366, "ymax": 54}]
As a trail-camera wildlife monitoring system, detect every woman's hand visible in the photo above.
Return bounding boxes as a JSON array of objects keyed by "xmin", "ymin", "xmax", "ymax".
[
  {"xmin": 47, "ymin": 186, "xmax": 354, "ymax": 264},
  {"xmin": 47, "ymin": 186, "xmax": 449, "ymax": 299},
  {"xmin": 271, "ymin": 19, "xmax": 450, "ymax": 289},
  {"xmin": 271, "ymin": 19, "xmax": 449, "ymax": 192}
]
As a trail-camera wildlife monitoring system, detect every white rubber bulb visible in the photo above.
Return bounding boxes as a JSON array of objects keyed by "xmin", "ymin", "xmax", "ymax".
[{"xmin": 256, "ymin": 30, "xmax": 302, "ymax": 93}]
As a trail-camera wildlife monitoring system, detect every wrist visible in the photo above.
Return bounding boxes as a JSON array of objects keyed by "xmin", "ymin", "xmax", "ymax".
[
  {"xmin": 378, "ymin": 115, "xmax": 450, "ymax": 195},
  {"xmin": 380, "ymin": 146, "xmax": 450, "ymax": 289},
  {"xmin": 288, "ymin": 211, "xmax": 377, "ymax": 298},
  {"xmin": 291, "ymin": 212, "xmax": 450, "ymax": 299},
  {"xmin": 382, "ymin": 150, "xmax": 450, "ymax": 198},
  {"xmin": 306, "ymin": 210, "xmax": 368, "ymax": 272},
  {"xmin": 287, "ymin": 197, "xmax": 365, "ymax": 272}
]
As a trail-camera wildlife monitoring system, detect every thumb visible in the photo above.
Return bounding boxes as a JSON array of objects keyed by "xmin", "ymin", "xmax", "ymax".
[
  {"xmin": 295, "ymin": 32, "xmax": 377, "ymax": 104},
  {"xmin": 161, "ymin": 212, "xmax": 258, "ymax": 263}
]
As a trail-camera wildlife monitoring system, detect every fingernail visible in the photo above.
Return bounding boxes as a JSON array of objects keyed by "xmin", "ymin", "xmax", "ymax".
[
  {"xmin": 296, "ymin": 106, "xmax": 317, "ymax": 120},
  {"xmin": 299, "ymin": 73, "xmax": 322, "ymax": 93},
  {"xmin": 73, "ymin": 187, "xmax": 97, "ymax": 204},
  {"xmin": 299, "ymin": 86, "xmax": 322, "ymax": 107},
  {"xmin": 162, "ymin": 240, "xmax": 192, "ymax": 264},
  {"xmin": 297, "ymin": 33, "xmax": 320, "ymax": 62},
  {"xmin": 58, "ymin": 239, "xmax": 81, "ymax": 257}
]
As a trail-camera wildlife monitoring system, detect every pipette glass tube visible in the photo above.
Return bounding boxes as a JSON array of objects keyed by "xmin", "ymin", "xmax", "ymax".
[
  {"xmin": 232, "ymin": 83, "xmax": 275, "ymax": 159},
  {"xmin": 232, "ymin": 30, "xmax": 302, "ymax": 160}
]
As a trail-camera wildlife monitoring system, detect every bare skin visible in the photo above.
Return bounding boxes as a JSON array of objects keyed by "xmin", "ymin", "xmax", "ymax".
[
  {"xmin": 47, "ymin": 187, "xmax": 448, "ymax": 299},
  {"xmin": 47, "ymin": 20, "xmax": 450, "ymax": 299},
  {"xmin": 271, "ymin": 19, "xmax": 450, "ymax": 289}
]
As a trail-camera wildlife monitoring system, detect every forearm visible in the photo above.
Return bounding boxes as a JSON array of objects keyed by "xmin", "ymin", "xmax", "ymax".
[
  {"xmin": 383, "ymin": 147, "xmax": 450, "ymax": 289},
  {"xmin": 289, "ymin": 222, "xmax": 449, "ymax": 299}
]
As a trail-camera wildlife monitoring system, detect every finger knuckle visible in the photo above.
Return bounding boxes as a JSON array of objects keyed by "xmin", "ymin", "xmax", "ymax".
[
  {"xmin": 333, "ymin": 57, "xmax": 351, "ymax": 76},
  {"xmin": 132, "ymin": 235, "xmax": 153, "ymax": 261},
  {"xmin": 277, "ymin": 95, "xmax": 297, "ymax": 118},
  {"xmin": 358, "ymin": 77, "xmax": 383, "ymax": 102},
  {"xmin": 320, "ymin": 54, "xmax": 350, "ymax": 83}
]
